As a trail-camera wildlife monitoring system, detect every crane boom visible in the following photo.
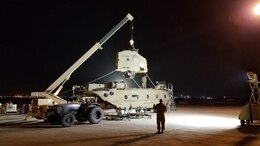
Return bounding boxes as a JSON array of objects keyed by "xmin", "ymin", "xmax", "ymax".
[{"xmin": 31, "ymin": 13, "xmax": 134, "ymax": 103}]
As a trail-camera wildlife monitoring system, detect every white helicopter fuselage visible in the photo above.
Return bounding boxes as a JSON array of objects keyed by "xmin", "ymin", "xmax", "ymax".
[{"xmin": 83, "ymin": 81, "xmax": 174, "ymax": 110}]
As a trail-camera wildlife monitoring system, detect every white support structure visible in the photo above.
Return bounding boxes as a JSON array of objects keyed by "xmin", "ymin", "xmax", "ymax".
[{"xmin": 247, "ymin": 72, "xmax": 260, "ymax": 103}]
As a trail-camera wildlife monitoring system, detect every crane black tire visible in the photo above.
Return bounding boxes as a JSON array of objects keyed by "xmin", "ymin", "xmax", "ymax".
[
  {"xmin": 61, "ymin": 113, "xmax": 75, "ymax": 127},
  {"xmin": 88, "ymin": 107, "xmax": 103, "ymax": 124}
]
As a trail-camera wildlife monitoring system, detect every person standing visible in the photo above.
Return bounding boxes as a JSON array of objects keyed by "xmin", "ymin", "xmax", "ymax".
[{"xmin": 154, "ymin": 99, "xmax": 167, "ymax": 134}]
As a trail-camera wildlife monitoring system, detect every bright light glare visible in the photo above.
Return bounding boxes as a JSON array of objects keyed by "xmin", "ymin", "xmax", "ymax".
[
  {"xmin": 254, "ymin": 3, "xmax": 260, "ymax": 15},
  {"xmin": 130, "ymin": 39, "xmax": 134, "ymax": 46},
  {"xmin": 168, "ymin": 114, "xmax": 240, "ymax": 129}
]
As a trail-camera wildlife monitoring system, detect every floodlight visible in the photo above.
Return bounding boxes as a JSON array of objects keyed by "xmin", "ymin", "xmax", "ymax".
[{"xmin": 254, "ymin": 3, "xmax": 260, "ymax": 15}]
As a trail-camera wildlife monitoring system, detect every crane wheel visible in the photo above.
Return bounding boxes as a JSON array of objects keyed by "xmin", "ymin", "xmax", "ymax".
[
  {"xmin": 88, "ymin": 107, "xmax": 103, "ymax": 124},
  {"xmin": 61, "ymin": 112, "xmax": 75, "ymax": 127}
]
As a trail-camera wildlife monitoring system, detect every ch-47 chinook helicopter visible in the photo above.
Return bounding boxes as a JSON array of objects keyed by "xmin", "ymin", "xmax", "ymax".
[{"xmin": 72, "ymin": 48, "xmax": 177, "ymax": 118}]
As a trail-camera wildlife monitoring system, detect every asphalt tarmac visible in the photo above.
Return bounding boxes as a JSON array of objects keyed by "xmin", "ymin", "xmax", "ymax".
[{"xmin": 0, "ymin": 105, "xmax": 259, "ymax": 146}]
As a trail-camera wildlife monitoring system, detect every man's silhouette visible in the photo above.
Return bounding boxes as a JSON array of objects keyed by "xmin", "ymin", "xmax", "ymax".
[{"xmin": 154, "ymin": 99, "xmax": 166, "ymax": 134}]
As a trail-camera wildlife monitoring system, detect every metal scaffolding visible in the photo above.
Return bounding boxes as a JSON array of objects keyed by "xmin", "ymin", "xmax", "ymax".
[{"xmin": 247, "ymin": 72, "xmax": 260, "ymax": 103}]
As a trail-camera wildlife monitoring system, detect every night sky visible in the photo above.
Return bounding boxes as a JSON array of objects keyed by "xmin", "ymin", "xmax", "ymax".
[{"xmin": 1, "ymin": 0, "xmax": 260, "ymax": 99}]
